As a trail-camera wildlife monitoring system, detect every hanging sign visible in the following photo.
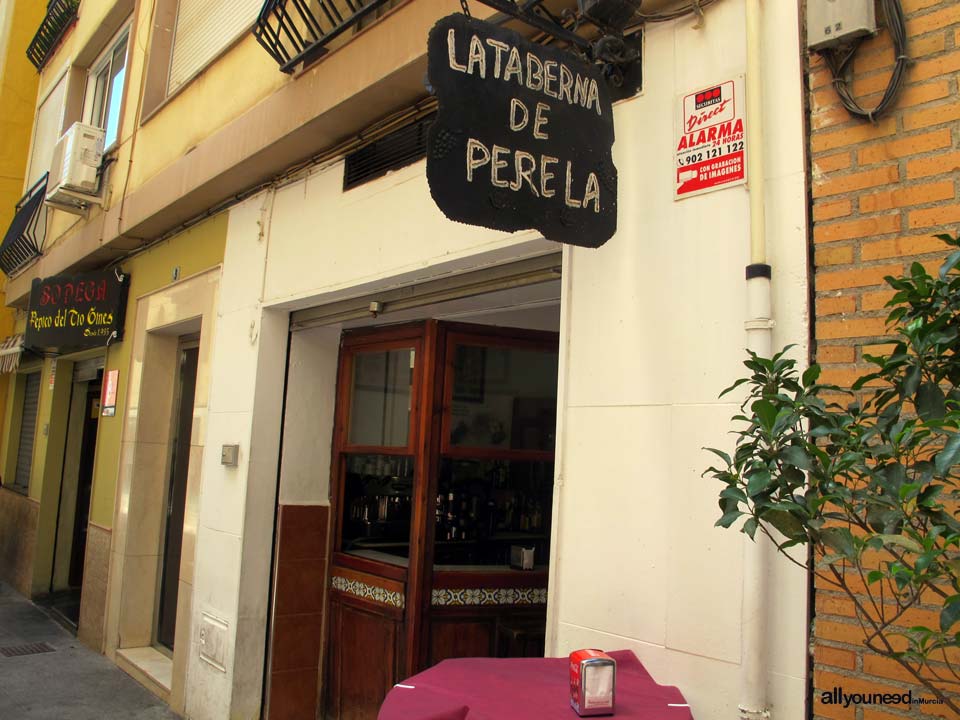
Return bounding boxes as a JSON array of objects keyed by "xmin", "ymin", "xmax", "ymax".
[
  {"xmin": 25, "ymin": 270, "xmax": 130, "ymax": 352},
  {"xmin": 675, "ymin": 76, "xmax": 746, "ymax": 200},
  {"xmin": 426, "ymin": 14, "xmax": 617, "ymax": 248}
]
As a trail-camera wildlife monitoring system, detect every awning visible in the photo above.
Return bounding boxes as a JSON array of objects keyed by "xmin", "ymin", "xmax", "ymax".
[
  {"xmin": 0, "ymin": 175, "xmax": 47, "ymax": 278},
  {"xmin": 0, "ymin": 335, "xmax": 25, "ymax": 374}
]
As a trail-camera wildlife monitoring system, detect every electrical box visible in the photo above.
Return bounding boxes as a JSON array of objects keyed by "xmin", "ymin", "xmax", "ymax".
[
  {"xmin": 807, "ymin": 0, "xmax": 876, "ymax": 51},
  {"xmin": 221, "ymin": 444, "xmax": 240, "ymax": 466},
  {"xmin": 45, "ymin": 122, "xmax": 105, "ymax": 214}
]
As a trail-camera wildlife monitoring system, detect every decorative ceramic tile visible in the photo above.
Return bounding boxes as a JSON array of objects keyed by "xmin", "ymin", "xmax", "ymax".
[
  {"xmin": 331, "ymin": 575, "xmax": 404, "ymax": 609},
  {"xmin": 431, "ymin": 587, "xmax": 548, "ymax": 606}
]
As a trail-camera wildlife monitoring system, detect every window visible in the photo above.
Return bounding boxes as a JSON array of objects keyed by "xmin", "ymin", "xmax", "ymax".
[{"xmin": 84, "ymin": 27, "xmax": 130, "ymax": 149}]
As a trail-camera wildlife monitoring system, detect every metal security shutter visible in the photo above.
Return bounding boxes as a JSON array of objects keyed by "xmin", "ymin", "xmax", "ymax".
[
  {"xmin": 73, "ymin": 355, "xmax": 105, "ymax": 382},
  {"xmin": 290, "ymin": 254, "xmax": 563, "ymax": 331},
  {"xmin": 168, "ymin": 0, "xmax": 263, "ymax": 94},
  {"xmin": 14, "ymin": 373, "xmax": 41, "ymax": 490}
]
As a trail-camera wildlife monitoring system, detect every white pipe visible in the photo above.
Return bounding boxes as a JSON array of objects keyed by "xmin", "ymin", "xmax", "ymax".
[{"xmin": 741, "ymin": 0, "xmax": 773, "ymax": 718}]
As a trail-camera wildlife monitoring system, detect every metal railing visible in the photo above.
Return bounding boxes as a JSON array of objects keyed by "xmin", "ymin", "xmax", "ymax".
[
  {"xmin": 26, "ymin": 0, "xmax": 80, "ymax": 71},
  {"xmin": 253, "ymin": 0, "xmax": 396, "ymax": 73},
  {"xmin": 0, "ymin": 175, "xmax": 48, "ymax": 278}
]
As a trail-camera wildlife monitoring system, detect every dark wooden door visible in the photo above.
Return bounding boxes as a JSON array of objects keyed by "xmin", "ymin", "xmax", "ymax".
[
  {"xmin": 157, "ymin": 343, "xmax": 199, "ymax": 651},
  {"xmin": 68, "ymin": 380, "xmax": 101, "ymax": 588}
]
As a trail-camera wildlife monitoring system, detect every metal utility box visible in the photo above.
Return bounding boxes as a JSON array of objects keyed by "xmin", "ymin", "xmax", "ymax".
[{"xmin": 807, "ymin": 0, "xmax": 876, "ymax": 51}]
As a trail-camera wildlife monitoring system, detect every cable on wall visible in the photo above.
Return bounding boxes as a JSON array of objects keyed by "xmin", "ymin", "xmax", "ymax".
[{"xmin": 817, "ymin": 0, "xmax": 908, "ymax": 122}]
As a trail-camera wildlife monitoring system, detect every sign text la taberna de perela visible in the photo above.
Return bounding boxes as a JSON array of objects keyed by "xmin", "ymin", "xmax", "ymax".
[
  {"xmin": 426, "ymin": 14, "xmax": 617, "ymax": 248},
  {"xmin": 25, "ymin": 270, "xmax": 130, "ymax": 352}
]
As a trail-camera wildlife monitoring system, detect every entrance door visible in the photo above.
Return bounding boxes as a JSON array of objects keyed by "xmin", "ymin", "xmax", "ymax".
[
  {"xmin": 157, "ymin": 340, "xmax": 199, "ymax": 651},
  {"xmin": 68, "ymin": 380, "xmax": 102, "ymax": 588}
]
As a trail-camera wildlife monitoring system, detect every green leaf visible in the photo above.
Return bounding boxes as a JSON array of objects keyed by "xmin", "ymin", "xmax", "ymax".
[
  {"xmin": 763, "ymin": 510, "xmax": 807, "ymax": 542},
  {"xmin": 715, "ymin": 510, "xmax": 744, "ymax": 528},
  {"xmin": 935, "ymin": 434, "xmax": 960, "ymax": 475},
  {"xmin": 704, "ymin": 447, "xmax": 733, "ymax": 467},
  {"xmin": 902, "ymin": 366, "xmax": 921, "ymax": 399},
  {"xmin": 720, "ymin": 487, "xmax": 748, "ymax": 503},
  {"xmin": 940, "ymin": 596, "xmax": 960, "ymax": 633},
  {"xmin": 742, "ymin": 517, "xmax": 758, "ymax": 540},
  {"xmin": 781, "ymin": 445, "xmax": 812, "ymax": 471},
  {"xmin": 875, "ymin": 534, "xmax": 923, "ymax": 554},
  {"xmin": 867, "ymin": 570, "xmax": 884, "ymax": 584},
  {"xmin": 940, "ymin": 250, "xmax": 960, "ymax": 279},
  {"xmin": 820, "ymin": 527, "xmax": 856, "ymax": 559},
  {"xmin": 802, "ymin": 365, "xmax": 822, "ymax": 387},
  {"xmin": 752, "ymin": 399, "xmax": 778, "ymax": 431},
  {"xmin": 917, "ymin": 382, "xmax": 947, "ymax": 421},
  {"xmin": 747, "ymin": 470, "xmax": 773, "ymax": 498}
]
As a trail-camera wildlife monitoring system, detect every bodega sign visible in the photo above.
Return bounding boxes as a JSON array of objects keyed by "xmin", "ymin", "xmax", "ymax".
[
  {"xmin": 426, "ymin": 14, "xmax": 617, "ymax": 248},
  {"xmin": 25, "ymin": 270, "xmax": 130, "ymax": 352}
]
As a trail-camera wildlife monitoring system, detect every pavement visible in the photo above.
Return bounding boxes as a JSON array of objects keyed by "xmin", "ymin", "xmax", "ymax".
[{"xmin": 0, "ymin": 581, "xmax": 181, "ymax": 719}]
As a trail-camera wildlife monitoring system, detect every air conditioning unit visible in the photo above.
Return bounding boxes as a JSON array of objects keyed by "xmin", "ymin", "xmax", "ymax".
[{"xmin": 45, "ymin": 121, "xmax": 105, "ymax": 214}]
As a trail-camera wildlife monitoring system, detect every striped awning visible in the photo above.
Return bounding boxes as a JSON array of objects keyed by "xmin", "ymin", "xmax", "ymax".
[{"xmin": 0, "ymin": 334, "xmax": 24, "ymax": 374}]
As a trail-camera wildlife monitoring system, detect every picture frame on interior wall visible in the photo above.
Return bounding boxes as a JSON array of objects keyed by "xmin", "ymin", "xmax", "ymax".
[{"xmin": 453, "ymin": 345, "xmax": 485, "ymax": 403}]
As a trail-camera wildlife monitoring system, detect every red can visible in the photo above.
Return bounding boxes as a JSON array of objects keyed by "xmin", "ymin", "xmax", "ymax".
[{"xmin": 569, "ymin": 649, "xmax": 616, "ymax": 716}]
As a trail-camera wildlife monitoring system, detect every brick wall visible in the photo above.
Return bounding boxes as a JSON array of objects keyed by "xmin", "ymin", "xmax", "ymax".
[{"xmin": 809, "ymin": 0, "xmax": 960, "ymax": 718}]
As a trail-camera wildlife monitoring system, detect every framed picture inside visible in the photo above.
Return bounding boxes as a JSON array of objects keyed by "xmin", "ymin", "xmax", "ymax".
[{"xmin": 453, "ymin": 344, "xmax": 485, "ymax": 403}]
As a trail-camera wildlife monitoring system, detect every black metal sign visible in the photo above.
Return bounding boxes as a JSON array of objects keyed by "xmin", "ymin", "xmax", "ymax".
[
  {"xmin": 25, "ymin": 270, "xmax": 130, "ymax": 352},
  {"xmin": 426, "ymin": 14, "xmax": 617, "ymax": 248}
]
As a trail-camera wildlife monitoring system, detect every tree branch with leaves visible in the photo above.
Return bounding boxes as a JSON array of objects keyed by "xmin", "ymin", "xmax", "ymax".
[{"xmin": 705, "ymin": 233, "xmax": 960, "ymax": 712}]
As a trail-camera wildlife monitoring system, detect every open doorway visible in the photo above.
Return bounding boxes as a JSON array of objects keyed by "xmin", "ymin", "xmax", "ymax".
[
  {"xmin": 157, "ymin": 336, "xmax": 200, "ymax": 651},
  {"xmin": 49, "ymin": 358, "xmax": 104, "ymax": 630}
]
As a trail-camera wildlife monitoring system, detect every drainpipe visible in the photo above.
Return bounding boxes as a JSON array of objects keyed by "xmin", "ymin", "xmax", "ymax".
[{"xmin": 741, "ymin": 0, "xmax": 773, "ymax": 718}]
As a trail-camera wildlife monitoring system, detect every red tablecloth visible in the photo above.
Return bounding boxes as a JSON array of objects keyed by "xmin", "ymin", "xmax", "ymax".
[{"xmin": 378, "ymin": 650, "xmax": 694, "ymax": 720}]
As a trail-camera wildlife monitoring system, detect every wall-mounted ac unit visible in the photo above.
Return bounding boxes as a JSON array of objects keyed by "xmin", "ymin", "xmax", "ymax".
[{"xmin": 45, "ymin": 121, "xmax": 105, "ymax": 214}]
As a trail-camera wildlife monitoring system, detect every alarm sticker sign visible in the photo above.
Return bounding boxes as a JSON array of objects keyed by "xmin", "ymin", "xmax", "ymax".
[{"xmin": 675, "ymin": 76, "xmax": 746, "ymax": 200}]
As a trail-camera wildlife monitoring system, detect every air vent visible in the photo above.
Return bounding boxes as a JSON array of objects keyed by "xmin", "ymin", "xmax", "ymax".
[
  {"xmin": 0, "ymin": 642, "xmax": 56, "ymax": 658},
  {"xmin": 343, "ymin": 115, "xmax": 434, "ymax": 191}
]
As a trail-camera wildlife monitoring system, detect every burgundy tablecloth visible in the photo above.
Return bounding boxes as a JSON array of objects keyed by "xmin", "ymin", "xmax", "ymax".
[{"xmin": 378, "ymin": 650, "xmax": 694, "ymax": 720}]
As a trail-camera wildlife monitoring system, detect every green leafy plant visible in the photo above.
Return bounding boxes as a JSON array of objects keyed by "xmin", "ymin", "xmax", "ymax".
[{"xmin": 705, "ymin": 233, "xmax": 960, "ymax": 711}]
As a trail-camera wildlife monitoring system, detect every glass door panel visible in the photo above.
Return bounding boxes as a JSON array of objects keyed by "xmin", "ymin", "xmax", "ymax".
[{"xmin": 348, "ymin": 348, "xmax": 416, "ymax": 448}]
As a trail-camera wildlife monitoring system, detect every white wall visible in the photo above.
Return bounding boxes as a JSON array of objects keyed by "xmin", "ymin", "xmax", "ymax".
[
  {"xmin": 548, "ymin": 1, "xmax": 809, "ymax": 718},
  {"xmin": 195, "ymin": 0, "xmax": 810, "ymax": 715},
  {"xmin": 263, "ymin": 159, "xmax": 559, "ymax": 310},
  {"xmin": 185, "ymin": 193, "xmax": 289, "ymax": 720}
]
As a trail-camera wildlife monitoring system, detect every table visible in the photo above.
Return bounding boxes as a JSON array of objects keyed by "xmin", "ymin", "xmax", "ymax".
[{"xmin": 378, "ymin": 650, "xmax": 694, "ymax": 720}]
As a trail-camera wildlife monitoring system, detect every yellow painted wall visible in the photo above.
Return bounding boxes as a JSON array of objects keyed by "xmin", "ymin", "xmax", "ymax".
[
  {"xmin": 36, "ymin": 0, "xmax": 286, "ymax": 256},
  {"xmin": 87, "ymin": 212, "xmax": 227, "ymax": 528},
  {"xmin": 0, "ymin": 0, "xmax": 44, "ymax": 447}
]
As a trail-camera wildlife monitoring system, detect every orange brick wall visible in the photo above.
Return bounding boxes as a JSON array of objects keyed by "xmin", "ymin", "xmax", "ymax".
[{"xmin": 809, "ymin": 0, "xmax": 960, "ymax": 717}]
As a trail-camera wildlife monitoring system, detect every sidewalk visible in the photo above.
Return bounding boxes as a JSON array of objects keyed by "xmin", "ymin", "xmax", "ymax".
[{"xmin": 0, "ymin": 581, "xmax": 180, "ymax": 719}]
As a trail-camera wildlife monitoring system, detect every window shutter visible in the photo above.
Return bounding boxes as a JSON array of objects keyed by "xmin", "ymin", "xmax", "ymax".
[
  {"xmin": 14, "ymin": 373, "xmax": 41, "ymax": 490},
  {"xmin": 27, "ymin": 74, "xmax": 67, "ymax": 187},
  {"xmin": 168, "ymin": 0, "xmax": 263, "ymax": 94}
]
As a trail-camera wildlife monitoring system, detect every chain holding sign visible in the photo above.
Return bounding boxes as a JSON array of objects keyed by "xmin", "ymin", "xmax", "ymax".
[
  {"xmin": 675, "ymin": 76, "xmax": 747, "ymax": 200},
  {"xmin": 426, "ymin": 14, "xmax": 618, "ymax": 248}
]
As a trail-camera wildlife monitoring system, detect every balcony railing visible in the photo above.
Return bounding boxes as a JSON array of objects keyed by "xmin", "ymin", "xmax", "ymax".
[
  {"xmin": 26, "ymin": 0, "xmax": 80, "ymax": 71},
  {"xmin": 253, "ymin": 0, "xmax": 396, "ymax": 73},
  {"xmin": 0, "ymin": 175, "xmax": 48, "ymax": 278}
]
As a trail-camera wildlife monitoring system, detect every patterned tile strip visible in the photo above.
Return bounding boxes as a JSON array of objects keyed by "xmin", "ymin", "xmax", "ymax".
[
  {"xmin": 332, "ymin": 575, "xmax": 405, "ymax": 609},
  {"xmin": 431, "ymin": 587, "xmax": 548, "ymax": 606}
]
